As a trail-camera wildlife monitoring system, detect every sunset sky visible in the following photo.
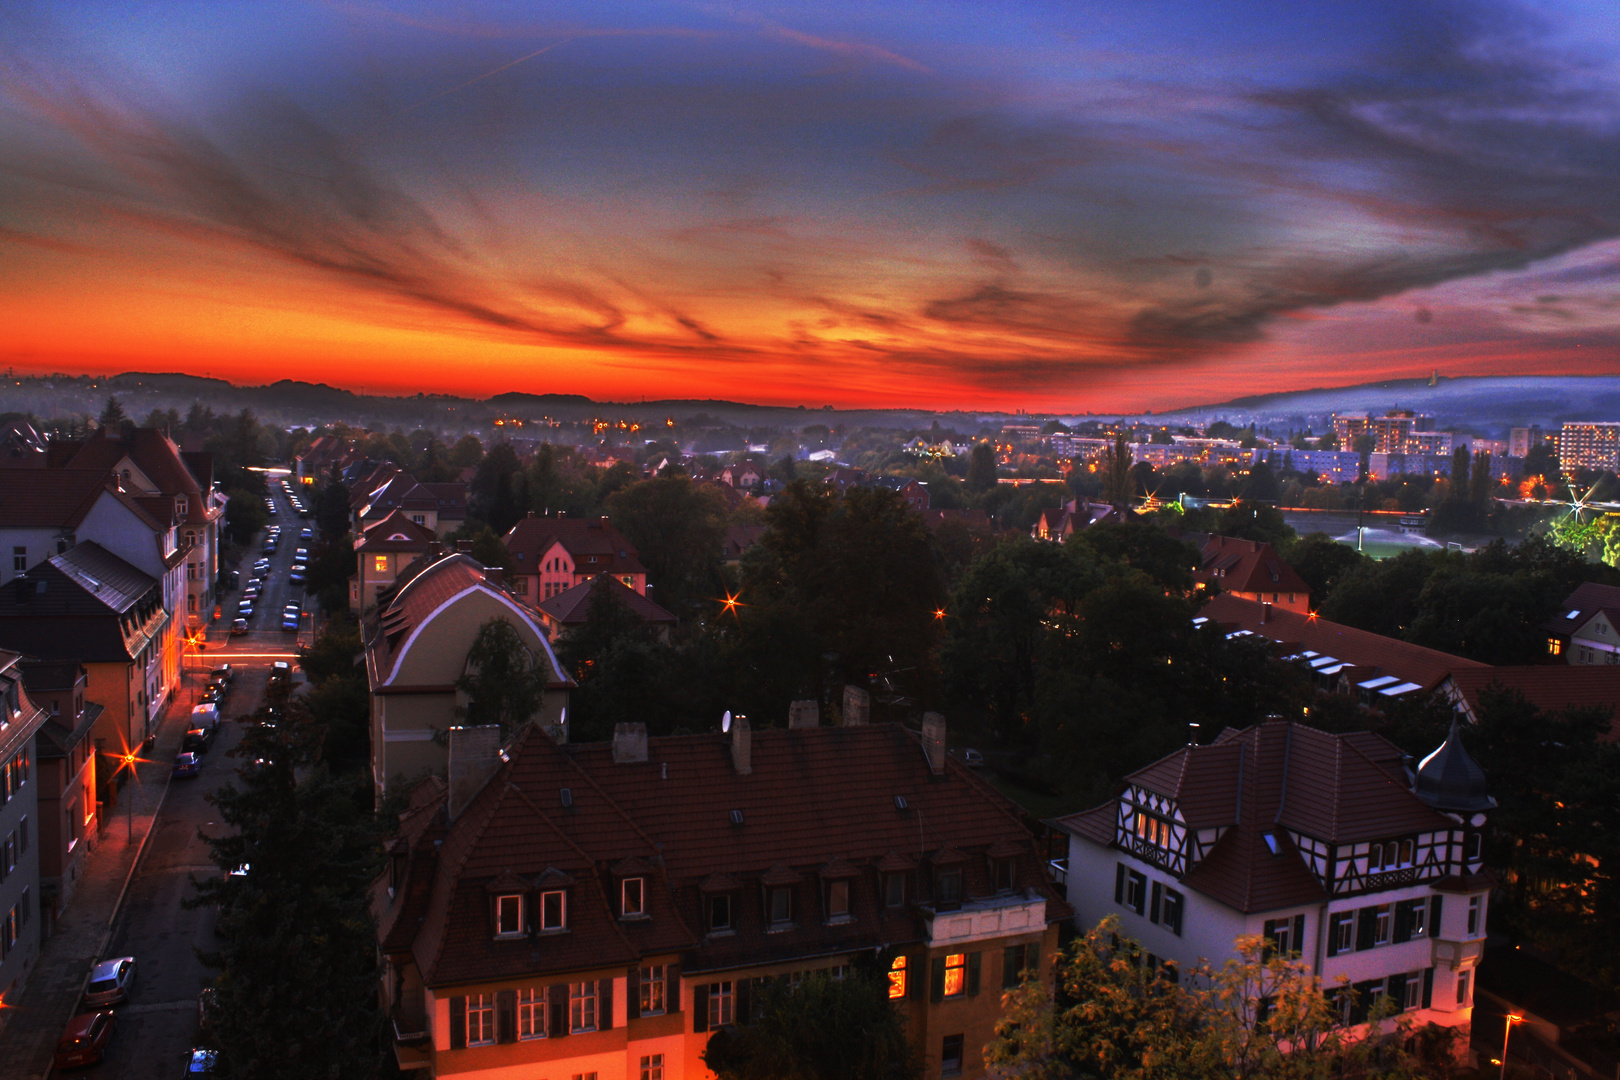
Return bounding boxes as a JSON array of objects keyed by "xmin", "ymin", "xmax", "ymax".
[{"xmin": 2, "ymin": 0, "xmax": 1618, "ymax": 411}]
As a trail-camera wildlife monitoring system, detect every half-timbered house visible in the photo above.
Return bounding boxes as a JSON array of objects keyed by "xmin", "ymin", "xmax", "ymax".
[{"xmin": 1049, "ymin": 718, "xmax": 1493, "ymax": 1037}]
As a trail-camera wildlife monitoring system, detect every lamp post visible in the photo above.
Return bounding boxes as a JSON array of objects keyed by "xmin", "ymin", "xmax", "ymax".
[
  {"xmin": 1499, "ymin": 1013, "xmax": 1522, "ymax": 1080},
  {"xmin": 120, "ymin": 752, "xmax": 137, "ymax": 843}
]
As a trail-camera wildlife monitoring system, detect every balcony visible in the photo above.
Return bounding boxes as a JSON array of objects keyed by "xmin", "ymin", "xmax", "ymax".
[
  {"xmin": 921, "ymin": 891, "xmax": 1047, "ymax": 948},
  {"xmin": 392, "ymin": 1015, "xmax": 432, "ymax": 1072}
]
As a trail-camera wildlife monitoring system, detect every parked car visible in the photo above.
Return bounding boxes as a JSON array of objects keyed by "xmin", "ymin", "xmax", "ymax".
[
  {"xmin": 199, "ymin": 683, "xmax": 224, "ymax": 705},
  {"xmin": 182, "ymin": 728, "xmax": 215, "ymax": 755},
  {"xmin": 84, "ymin": 957, "xmax": 136, "ymax": 1007},
  {"xmin": 281, "ymin": 616, "xmax": 300, "ymax": 631},
  {"xmin": 172, "ymin": 752, "xmax": 201, "ymax": 779},
  {"xmin": 237, "ymin": 604, "xmax": 254, "ymax": 620},
  {"xmin": 300, "ymin": 528, "xmax": 313, "ymax": 540},
  {"xmin": 54, "ymin": 1010, "xmax": 116, "ymax": 1070},
  {"xmin": 269, "ymin": 661, "xmax": 291, "ymax": 683},
  {"xmin": 198, "ymin": 987, "xmax": 218, "ymax": 1030},
  {"xmin": 230, "ymin": 618, "xmax": 248, "ymax": 635},
  {"xmin": 186, "ymin": 1048, "xmax": 218, "ymax": 1076},
  {"xmin": 209, "ymin": 663, "xmax": 233, "ymax": 683},
  {"xmin": 288, "ymin": 570, "xmax": 305, "ymax": 585}
]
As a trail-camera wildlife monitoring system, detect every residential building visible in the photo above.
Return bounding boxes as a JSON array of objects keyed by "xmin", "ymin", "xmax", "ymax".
[
  {"xmin": 352, "ymin": 511, "xmax": 441, "ymax": 613},
  {"xmin": 296, "ymin": 434, "xmax": 358, "ymax": 484},
  {"xmin": 1543, "ymin": 582, "xmax": 1620, "ymax": 665},
  {"xmin": 504, "ymin": 515, "xmax": 648, "ymax": 602},
  {"xmin": 352, "ymin": 469, "xmax": 470, "ymax": 539},
  {"xmin": 1031, "ymin": 500, "xmax": 1131, "ymax": 542},
  {"xmin": 19, "ymin": 661, "xmax": 98, "ymax": 924},
  {"xmin": 363, "ymin": 553, "xmax": 572, "ymax": 802},
  {"xmin": 375, "ymin": 712, "xmax": 1065, "ymax": 1079},
  {"xmin": 1332, "ymin": 411, "xmax": 1441, "ymax": 455},
  {"xmin": 1198, "ymin": 593, "xmax": 1487, "ymax": 703},
  {"xmin": 1439, "ymin": 666, "xmax": 1620, "ymax": 735},
  {"xmin": 0, "ymin": 543, "xmax": 172, "ymax": 784},
  {"xmin": 719, "ymin": 524, "xmax": 764, "ymax": 565},
  {"xmin": 0, "ymin": 650, "xmax": 50, "ymax": 1013},
  {"xmin": 1508, "ymin": 426, "xmax": 1548, "ymax": 460},
  {"xmin": 1262, "ymin": 449, "xmax": 1361, "ymax": 483},
  {"xmin": 1050, "ymin": 718, "xmax": 1493, "ymax": 1039},
  {"xmin": 534, "ymin": 575, "xmax": 678, "ymax": 642},
  {"xmin": 1190, "ymin": 536, "xmax": 1311, "ymax": 614},
  {"xmin": 1556, "ymin": 422, "xmax": 1620, "ymax": 474}
]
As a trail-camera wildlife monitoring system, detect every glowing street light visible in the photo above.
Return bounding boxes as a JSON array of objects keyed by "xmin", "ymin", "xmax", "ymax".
[{"xmin": 1500, "ymin": 1013, "xmax": 1523, "ymax": 1080}]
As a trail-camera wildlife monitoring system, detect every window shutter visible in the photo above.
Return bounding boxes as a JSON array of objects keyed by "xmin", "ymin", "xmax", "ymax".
[
  {"xmin": 449, "ymin": 996, "xmax": 466, "ymax": 1050},
  {"xmin": 735, "ymin": 977, "xmax": 752, "ymax": 1025},
  {"xmin": 692, "ymin": 983, "xmax": 710, "ymax": 1032},
  {"xmin": 1115, "ymin": 863, "xmax": 1125, "ymax": 904},
  {"xmin": 967, "ymin": 951, "xmax": 981, "ymax": 997},
  {"xmin": 1429, "ymin": 894, "xmax": 1443, "ymax": 936},
  {"xmin": 599, "ymin": 978, "xmax": 613, "ymax": 1031},
  {"xmin": 930, "ymin": 956, "xmax": 946, "ymax": 1002},
  {"xmin": 1003, "ymin": 945, "xmax": 1022, "ymax": 989},
  {"xmin": 1168, "ymin": 891, "xmax": 1184, "ymax": 936},
  {"xmin": 909, "ymin": 953, "xmax": 926, "ymax": 1000},
  {"xmin": 1356, "ymin": 907, "xmax": 1376, "ymax": 951},
  {"xmin": 1386, "ymin": 972, "xmax": 1407, "ymax": 1012},
  {"xmin": 1422, "ymin": 967, "xmax": 1434, "ymax": 1009},
  {"xmin": 628, "ymin": 965, "xmax": 641, "ymax": 1020},
  {"xmin": 1027, "ymin": 942, "xmax": 1038, "ymax": 979},
  {"xmin": 668, "ymin": 964, "xmax": 681, "ymax": 1015},
  {"xmin": 549, "ymin": 984, "xmax": 568, "ymax": 1039},
  {"xmin": 1292, "ymin": 914, "xmax": 1305, "ymax": 955},
  {"xmin": 1327, "ymin": 914, "xmax": 1342, "ymax": 958},
  {"xmin": 1150, "ymin": 881, "xmax": 1162, "ymax": 924},
  {"xmin": 496, "ymin": 990, "xmax": 515, "ymax": 1043},
  {"xmin": 1393, "ymin": 901, "xmax": 1412, "ymax": 944},
  {"xmin": 1132, "ymin": 872, "xmax": 1146, "ymax": 915}
]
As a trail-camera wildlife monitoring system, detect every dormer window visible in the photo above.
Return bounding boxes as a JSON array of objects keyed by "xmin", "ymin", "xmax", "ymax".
[
  {"xmin": 710, "ymin": 894, "xmax": 732, "ymax": 931},
  {"xmin": 621, "ymin": 876, "xmax": 645, "ymax": 918},
  {"xmin": 885, "ymin": 873, "xmax": 906, "ymax": 908},
  {"xmin": 936, "ymin": 868, "xmax": 962, "ymax": 908},
  {"xmin": 993, "ymin": 858, "xmax": 1016, "ymax": 893},
  {"xmin": 768, "ymin": 886, "xmax": 793, "ymax": 926},
  {"xmin": 825, "ymin": 880, "xmax": 850, "ymax": 922},
  {"xmin": 539, "ymin": 889, "xmax": 567, "ymax": 931},
  {"xmin": 495, "ymin": 894, "xmax": 524, "ymax": 938}
]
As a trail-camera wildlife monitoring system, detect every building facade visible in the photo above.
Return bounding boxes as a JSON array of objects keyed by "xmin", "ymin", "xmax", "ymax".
[
  {"xmin": 503, "ymin": 516, "xmax": 649, "ymax": 603},
  {"xmin": 1556, "ymin": 422, "xmax": 1620, "ymax": 474},
  {"xmin": 20, "ymin": 662, "xmax": 98, "ymax": 923},
  {"xmin": 0, "ymin": 651, "xmax": 50, "ymax": 1015},
  {"xmin": 1543, "ymin": 582, "xmax": 1620, "ymax": 665},
  {"xmin": 1050, "ymin": 719, "xmax": 1493, "ymax": 1039}
]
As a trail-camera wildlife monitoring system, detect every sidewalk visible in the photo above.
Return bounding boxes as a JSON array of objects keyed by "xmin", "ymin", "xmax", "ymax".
[{"xmin": 0, "ymin": 682, "xmax": 193, "ymax": 1079}]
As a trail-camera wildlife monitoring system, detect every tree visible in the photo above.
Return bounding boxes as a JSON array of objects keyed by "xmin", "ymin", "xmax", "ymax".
[
  {"xmin": 606, "ymin": 478, "xmax": 728, "ymax": 609},
  {"xmin": 1281, "ymin": 533, "xmax": 1365, "ymax": 606},
  {"xmin": 190, "ymin": 685, "xmax": 390, "ymax": 1079},
  {"xmin": 466, "ymin": 527, "xmax": 513, "ymax": 571},
  {"xmin": 1098, "ymin": 434, "xmax": 1133, "ymax": 506},
  {"xmin": 223, "ymin": 489, "xmax": 269, "ymax": 547},
  {"xmin": 1470, "ymin": 450, "xmax": 1493, "ymax": 505},
  {"xmin": 449, "ymin": 434, "xmax": 485, "ymax": 468},
  {"xmin": 470, "ymin": 442, "xmax": 524, "ymax": 534},
  {"xmin": 966, "ymin": 442, "xmax": 998, "ymax": 492},
  {"xmin": 303, "ymin": 533, "xmax": 357, "ymax": 614},
  {"xmin": 702, "ymin": 968, "xmax": 922, "ymax": 1080},
  {"xmin": 1449, "ymin": 445, "xmax": 1471, "ymax": 500},
  {"xmin": 98, "ymin": 395, "xmax": 127, "ymax": 429},
  {"xmin": 986, "ymin": 916, "xmax": 1436, "ymax": 1080},
  {"xmin": 315, "ymin": 470, "xmax": 351, "ymax": 539},
  {"xmin": 455, "ymin": 618, "xmax": 549, "ymax": 741}
]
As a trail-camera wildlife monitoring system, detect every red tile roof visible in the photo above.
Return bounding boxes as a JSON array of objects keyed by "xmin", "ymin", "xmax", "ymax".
[
  {"xmin": 0, "ymin": 469, "xmax": 132, "ymax": 530},
  {"xmin": 1196, "ymin": 535, "xmax": 1310, "ymax": 597},
  {"xmin": 1546, "ymin": 581, "xmax": 1620, "ymax": 636},
  {"xmin": 1445, "ymin": 666, "xmax": 1620, "ymax": 736},
  {"xmin": 535, "ymin": 575, "xmax": 676, "ymax": 628},
  {"xmin": 355, "ymin": 509, "xmax": 438, "ymax": 552},
  {"xmin": 505, "ymin": 515, "xmax": 647, "ymax": 578},
  {"xmin": 1201, "ymin": 592, "xmax": 1485, "ymax": 691}
]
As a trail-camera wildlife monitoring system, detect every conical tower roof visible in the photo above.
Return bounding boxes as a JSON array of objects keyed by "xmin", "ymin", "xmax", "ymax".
[{"xmin": 1414, "ymin": 717, "xmax": 1495, "ymax": 814}]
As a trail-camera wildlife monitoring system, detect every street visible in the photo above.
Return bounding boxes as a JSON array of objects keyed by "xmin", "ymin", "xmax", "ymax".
[{"xmin": 82, "ymin": 481, "xmax": 319, "ymax": 1077}]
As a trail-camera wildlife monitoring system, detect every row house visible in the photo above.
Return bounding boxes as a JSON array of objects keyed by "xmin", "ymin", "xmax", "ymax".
[
  {"xmin": 1197, "ymin": 593, "xmax": 1486, "ymax": 705},
  {"xmin": 19, "ymin": 661, "xmax": 99, "ymax": 925},
  {"xmin": 352, "ymin": 511, "xmax": 440, "ymax": 613},
  {"xmin": 375, "ymin": 711, "xmax": 1065, "ymax": 1080},
  {"xmin": 0, "ymin": 543, "xmax": 171, "ymax": 779},
  {"xmin": 295, "ymin": 434, "xmax": 359, "ymax": 484},
  {"xmin": 351, "ymin": 465, "xmax": 469, "ymax": 539},
  {"xmin": 1186, "ymin": 535, "xmax": 1311, "ymax": 614},
  {"xmin": 1031, "ymin": 500, "xmax": 1131, "ymax": 542},
  {"xmin": 1543, "ymin": 581, "xmax": 1620, "ymax": 665},
  {"xmin": 504, "ymin": 515, "xmax": 648, "ymax": 603},
  {"xmin": 363, "ymin": 553, "xmax": 572, "ymax": 803},
  {"xmin": 0, "ymin": 651, "xmax": 50, "ymax": 1016},
  {"xmin": 1050, "ymin": 718, "xmax": 1493, "ymax": 1038}
]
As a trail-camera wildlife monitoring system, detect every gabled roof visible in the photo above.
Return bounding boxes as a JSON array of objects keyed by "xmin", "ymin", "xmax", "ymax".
[
  {"xmin": 1546, "ymin": 581, "xmax": 1620, "ymax": 636},
  {"xmin": 355, "ymin": 509, "xmax": 438, "ymax": 552},
  {"xmin": 0, "ymin": 469, "xmax": 125, "ymax": 530},
  {"xmin": 0, "ymin": 545, "xmax": 165, "ymax": 663},
  {"xmin": 1051, "ymin": 720, "xmax": 1458, "ymax": 914},
  {"xmin": 1196, "ymin": 535, "xmax": 1310, "ymax": 597},
  {"xmin": 1443, "ymin": 666, "xmax": 1620, "ymax": 738},
  {"xmin": 51, "ymin": 542, "xmax": 161, "ymax": 614},
  {"xmin": 504, "ymin": 515, "xmax": 647, "ymax": 577},
  {"xmin": 50, "ymin": 429, "xmax": 212, "ymax": 523},
  {"xmin": 535, "ymin": 574, "xmax": 677, "ymax": 628},
  {"xmin": 1203, "ymin": 592, "xmax": 1485, "ymax": 692}
]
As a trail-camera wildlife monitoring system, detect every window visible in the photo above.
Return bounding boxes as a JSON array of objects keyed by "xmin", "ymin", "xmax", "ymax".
[
  {"xmin": 941, "ymin": 1033, "xmax": 965, "ymax": 1077},
  {"xmin": 826, "ymin": 880, "xmax": 850, "ymax": 921},
  {"xmin": 1135, "ymin": 811, "xmax": 1173, "ymax": 850},
  {"xmin": 2, "ymin": 832, "xmax": 14, "ymax": 875},
  {"xmin": 1403, "ymin": 970, "xmax": 1424, "ymax": 1011},
  {"xmin": 495, "ymin": 894, "xmax": 524, "ymax": 937},
  {"xmin": 513, "ymin": 577, "xmax": 528, "ymax": 595},
  {"xmin": 622, "ymin": 877, "xmax": 645, "ymax": 918},
  {"xmin": 465, "ymin": 994, "xmax": 496, "ymax": 1046},
  {"xmin": 1160, "ymin": 887, "xmax": 1184, "ymax": 936},
  {"xmin": 1457, "ymin": 970, "xmax": 1471, "ymax": 1006},
  {"xmin": 1264, "ymin": 916, "xmax": 1295, "ymax": 957},
  {"xmin": 1467, "ymin": 896, "xmax": 1482, "ymax": 937},
  {"xmin": 639, "ymin": 1054, "xmax": 664, "ymax": 1080},
  {"xmin": 1466, "ymin": 832, "xmax": 1483, "ymax": 861},
  {"xmin": 993, "ymin": 858, "xmax": 1016, "ymax": 893},
  {"xmin": 888, "ymin": 955, "xmax": 908, "ymax": 999},
  {"xmin": 12, "ymin": 547, "xmax": 24, "ymax": 573},
  {"xmin": 1332, "ymin": 912, "xmax": 1355, "ymax": 954},
  {"xmin": 1003, "ymin": 944, "xmax": 1037, "ymax": 988},
  {"xmin": 710, "ymin": 893, "xmax": 732, "ymax": 931},
  {"xmin": 1121, "ymin": 868, "xmax": 1147, "ymax": 915},
  {"xmin": 1372, "ymin": 904, "xmax": 1392, "ymax": 945},
  {"xmin": 412, "ymin": 514, "xmax": 425, "ymax": 525},
  {"xmin": 1548, "ymin": 637, "xmax": 1563, "ymax": 656},
  {"xmin": 769, "ymin": 886, "xmax": 793, "ymax": 925},
  {"xmin": 517, "ymin": 988, "xmax": 546, "ymax": 1038},
  {"xmin": 885, "ymin": 873, "xmax": 905, "ymax": 908},
  {"xmin": 569, "ymin": 981, "xmax": 598, "ymax": 1033},
  {"xmin": 1407, "ymin": 899, "xmax": 1427, "ymax": 939},
  {"xmin": 373, "ymin": 555, "xmax": 388, "ymax": 573},
  {"xmin": 572, "ymin": 1073, "xmax": 598, "ymax": 1080},
  {"xmin": 540, "ymin": 889, "xmax": 566, "ymax": 931},
  {"xmin": 707, "ymin": 981, "xmax": 734, "ymax": 1027},
  {"xmin": 937, "ymin": 868, "xmax": 962, "ymax": 907},
  {"xmin": 639, "ymin": 964, "xmax": 666, "ymax": 1015},
  {"xmin": 943, "ymin": 953, "xmax": 967, "ymax": 997}
]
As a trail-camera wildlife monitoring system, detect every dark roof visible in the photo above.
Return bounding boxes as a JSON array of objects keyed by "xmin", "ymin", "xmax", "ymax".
[
  {"xmin": 0, "ymin": 545, "xmax": 165, "ymax": 663},
  {"xmin": 1196, "ymin": 535, "xmax": 1311, "ymax": 597},
  {"xmin": 52, "ymin": 543, "xmax": 160, "ymax": 613},
  {"xmin": 50, "ymin": 429, "xmax": 212, "ymax": 525},
  {"xmin": 1445, "ymin": 666, "xmax": 1620, "ymax": 737},
  {"xmin": 1052, "ymin": 720, "xmax": 1457, "ymax": 914},
  {"xmin": 355, "ymin": 509, "xmax": 438, "ymax": 552},
  {"xmin": 505, "ymin": 516, "xmax": 647, "ymax": 578},
  {"xmin": 1546, "ymin": 581, "xmax": 1620, "ymax": 636},
  {"xmin": 1414, "ymin": 718, "xmax": 1495, "ymax": 813},
  {"xmin": 0, "ymin": 469, "xmax": 121, "ymax": 529},
  {"xmin": 384, "ymin": 722, "xmax": 1067, "ymax": 987},
  {"xmin": 535, "ymin": 575, "xmax": 676, "ymax": 628}
]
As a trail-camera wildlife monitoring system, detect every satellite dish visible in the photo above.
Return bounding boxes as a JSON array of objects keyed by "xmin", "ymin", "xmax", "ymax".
[{"xmin": 722, "ymin": 710, "xmax": 732, "ymax": 733}]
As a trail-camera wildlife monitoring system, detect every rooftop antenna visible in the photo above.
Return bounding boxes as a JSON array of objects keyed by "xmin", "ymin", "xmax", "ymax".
[{"xmin": 722, "ymin": 710, "xmax": 731, "ymax": 733}]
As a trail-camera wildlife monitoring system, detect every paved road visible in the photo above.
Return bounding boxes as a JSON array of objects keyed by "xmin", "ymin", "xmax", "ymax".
[{"xmin": 87, "ymin": 483, "xmax": 320, "ymax": 1077}]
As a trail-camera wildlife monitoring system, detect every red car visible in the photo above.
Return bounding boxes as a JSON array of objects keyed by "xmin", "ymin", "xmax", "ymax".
[{"xmin": 55, "ymin": 1009, "xmax": 116, "ymax": 1069}]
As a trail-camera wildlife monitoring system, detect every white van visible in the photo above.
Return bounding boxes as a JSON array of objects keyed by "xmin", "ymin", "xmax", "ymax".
[{"xmin": 190, "ymin": 703, "xmax": 220, "ymax": 732}]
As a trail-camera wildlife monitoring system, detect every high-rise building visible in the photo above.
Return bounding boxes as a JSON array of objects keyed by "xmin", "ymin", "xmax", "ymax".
[{"xmin": 1556, "ymin": 423, "xmax": 1620, "ymax": 473}]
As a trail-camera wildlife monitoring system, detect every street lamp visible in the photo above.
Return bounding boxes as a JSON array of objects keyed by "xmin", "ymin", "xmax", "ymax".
[
  {"xmin": 119, "ymin": 752, "xmax": 138, "ymax": 842},
  {"xmin": 1499, "ymin": 1013, "xmax": 1522, "ymax": 1080}
]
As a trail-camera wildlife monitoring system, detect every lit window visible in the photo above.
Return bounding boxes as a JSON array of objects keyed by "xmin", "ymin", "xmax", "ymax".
[
  {"xmin": 373, "ymin": 555, "xmax": 388, "ymax": 573},
  {"xmin": 888, "ymin": 955, "xmax": 907, "ymax": 999},
  {"xmin": 540, "ymin": 889, "xmax": 566, "ymax": 931},
  {"xmin": 622, "ymin": 877, "xmax": 645, "ymax": 918},
  {"xmin": 826, "ymin": 880, "xmax": 850, "ymax": 921},
  {"xmin": 569, "ymin": 981, "xmax": 598, "ymax": 1033},
  {"xmin": 707, "ymin": 981, "xmax": 734, "ymax": 1027},
  {"xmin": 769, "ymin": 886, "xmax": 792, "ymax": 925},
  {"xmin": 639, "ymin": 964, "xmax": 666, "ymax": 1015},
  {"xmin": 517, "ymin": 988, "xmax": 546, "ymax": 1039},
  {"xmin": 466, "ymin": 994, "xmax": 496, "ymax": 1046},
  {"xmin": 639, "ymin": 1054, "xmax": 664, "ymax": 1080},
  {"xmin": 943, "ymin": 953, "xmax": 966, "ymax": 997},
  {"xmin": 495, "ymin": 894, "xmax": 524, "ymax": 937}
]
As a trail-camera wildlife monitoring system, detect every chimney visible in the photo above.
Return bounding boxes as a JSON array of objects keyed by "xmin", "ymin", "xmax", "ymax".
[
  {"xmin": 788, "ymin": 699, "xmax": 819, "ymax": 729},
  {"xmin": 612, "ymin": 722, "xmax": 648, "ymax": 763},
  {"xmin": 457, "ymin": 540, "xmax": 474, "ymax": 553},
  {"xmin": 484, "ymin": 566, "xmax": 503, "ymax": 587},
  {"xmin": 1253, "ymin": 540, "xmax": 1261, "ymax": 551},
  {"xmin": 841, "ymin": 685, "xmax": 870, "ymax": 727},
  {"xmin": 426, "ymin": 541, "xmax": 445, "ymax": 561},
  {"xmin": 922, "ymin": 712, "xmax": 946, "ymax": 776},
  {"xmin": 447, "ymin": 725, "xmax": 503, "ymax": 821},
  {"xmin": 527, "ymin": 510, "xmax": 536, "ymax": 518},
  {"xmin": 1261, "ymin": 601, "xmax": 1272, "ymax": 624},
  {"xmin": 731, "ymin": 716, "xmax": 752, "ymax": 775}
]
